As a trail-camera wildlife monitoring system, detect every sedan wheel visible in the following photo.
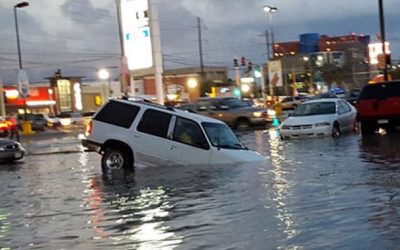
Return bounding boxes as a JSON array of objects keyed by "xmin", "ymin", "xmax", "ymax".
[{"xmin": 332, "ymin": 124, "xmax": 341, "ymax": 138}]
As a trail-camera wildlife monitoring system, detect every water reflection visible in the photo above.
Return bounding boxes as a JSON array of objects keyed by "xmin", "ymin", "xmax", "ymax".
[
  {"xmin": 82, "ymin": 171, "xmax": 182, "ymax": 249},
  {"xmin": 359, "ymin": 134, "xmax": 400, "ymax": 244},
  {"xmin": 256, "ymin": 128, "xmax": 299, "ymax": 249}
]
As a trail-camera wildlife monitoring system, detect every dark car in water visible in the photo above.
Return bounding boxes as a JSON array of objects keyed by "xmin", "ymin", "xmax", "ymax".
[
  {"xmin": 0, "ymin": 138, "xmax": 25, "ymax": 163},
  {"xmin": 18, "ymin": 114, "xmax": 47, "ymax": 131}
]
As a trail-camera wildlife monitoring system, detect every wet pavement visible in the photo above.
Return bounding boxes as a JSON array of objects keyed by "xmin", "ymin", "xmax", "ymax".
[{"xmin": 1, "ymin": 129, "xmax": 400, "ymax": 249}]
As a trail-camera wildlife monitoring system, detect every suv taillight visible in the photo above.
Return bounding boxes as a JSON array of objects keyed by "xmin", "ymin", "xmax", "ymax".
[{"xmin": 85, "ymin": 120, "xmax": 93, "ymax": 136}]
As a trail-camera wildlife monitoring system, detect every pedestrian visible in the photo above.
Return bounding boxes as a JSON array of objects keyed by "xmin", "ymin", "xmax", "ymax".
[{"xmin": 8, "ymin": 113, "xmax": 20, "ymax": 142}]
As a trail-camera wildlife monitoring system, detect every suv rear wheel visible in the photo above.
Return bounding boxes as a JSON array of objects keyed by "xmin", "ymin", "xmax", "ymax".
[
  {"xmin": 101, "ymin": 147, "xmax": 133, "ymax": 174},
  {"xmin": 360, "ymin": 121, "xmax": 376, "ymax": 135}
]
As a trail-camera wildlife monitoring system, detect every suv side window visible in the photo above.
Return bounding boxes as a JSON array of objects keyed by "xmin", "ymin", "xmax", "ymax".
[
  {"xmin": 95, "ymin": 101, "xmax": 140, "ymax": 128},
  {"xmin": 137, "ymin": 109, "xmax": 172, "ymax": 138},
  {"xmin": 173, "ymin": 117, "xmax": 209, "ymax": 149}
]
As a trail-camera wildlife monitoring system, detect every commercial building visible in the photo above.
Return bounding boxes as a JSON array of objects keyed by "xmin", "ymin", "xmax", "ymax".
[{"xmin": 270, "ymin": 33, "xmax": 371, "ymax": 95}]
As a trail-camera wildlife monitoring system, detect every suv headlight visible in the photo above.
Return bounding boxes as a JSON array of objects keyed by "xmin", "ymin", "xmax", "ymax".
[
  {"xmin": 253, "ymin": 111, "xmax": 263, "ymax": 117},
  {"xmin": 315, "ymin": 122, "xmax": 330, "ymax": 127}
]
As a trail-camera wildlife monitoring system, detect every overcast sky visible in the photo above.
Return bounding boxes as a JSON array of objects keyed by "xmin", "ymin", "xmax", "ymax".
[{"xmin": 0, "ymin": 0, "xmax": 399, "ymax": 83}]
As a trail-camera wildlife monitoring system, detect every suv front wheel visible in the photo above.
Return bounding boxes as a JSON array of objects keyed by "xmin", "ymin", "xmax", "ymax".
[{"xmin": 101, "ymin": 147, "xmax": 133, "ymax": 174}]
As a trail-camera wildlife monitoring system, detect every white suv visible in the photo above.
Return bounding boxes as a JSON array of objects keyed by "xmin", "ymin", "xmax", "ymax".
[{"xmin": 82, "ymin": 99, "xmax": 262, "ymax": 174}]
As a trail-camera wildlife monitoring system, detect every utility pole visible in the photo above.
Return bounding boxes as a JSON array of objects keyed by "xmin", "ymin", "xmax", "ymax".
[
  {"xmin": 197, "ymin": 17, "xmax": 205, "ymax": 96},
  {"xmin": 265, "ymin": 30, "xmax": 270, "ymax": 60},
  {"xmin": 115, "ymin": 0, "xmax": 129, "ymax": 95},
  {"xmin": 378, "ymin": 0, "xmax": 388, "ymax": 81}
]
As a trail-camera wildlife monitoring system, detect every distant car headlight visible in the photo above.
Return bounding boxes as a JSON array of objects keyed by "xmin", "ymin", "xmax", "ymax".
[
  {"xmin": 267, "ymin": 110, "xmax": 276, "ymax": 116},
  {"xmin": 253, "ymin": 111, "xmax": 263, "ymax": 118},
  {"xmin": 0, "ymin": 147, "xmax": 5, "ymax": 151},
  {"xmin": 314, "ymin": 122, "xmax": 331, "ymax": 127}
]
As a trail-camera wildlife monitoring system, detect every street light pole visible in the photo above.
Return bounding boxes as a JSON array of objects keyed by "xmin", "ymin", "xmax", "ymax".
[
  {"xmin": 263, "ymin": 5, "xmax": 278, "ymax": 60},
  {"xmin": 14, "ymin": 2, "xmax": 29, "ymax": 128},
  {"xmin": 378, "ymin": 0, "xmax": 388, "ymax": 81}
]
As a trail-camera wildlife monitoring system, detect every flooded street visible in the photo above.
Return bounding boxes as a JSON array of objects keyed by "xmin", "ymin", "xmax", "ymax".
[{"xmin": 1, "ymin": 130, "xmax": 400, "ymax": 249}]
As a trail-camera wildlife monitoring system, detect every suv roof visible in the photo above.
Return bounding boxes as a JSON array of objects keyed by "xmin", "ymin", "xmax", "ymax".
[
  {"xmin": 111, "ymin": 99, "xmax": 224, "ymax": 124},
  {"xmin": 358, "ymin": 81, "xmax": 400, "ymax": 100}
]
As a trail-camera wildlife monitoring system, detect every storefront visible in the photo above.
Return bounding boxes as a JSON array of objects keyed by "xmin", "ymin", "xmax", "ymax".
[{"xmin": 4, "ymin": 84, "xmax": 55, "ymax": 115}]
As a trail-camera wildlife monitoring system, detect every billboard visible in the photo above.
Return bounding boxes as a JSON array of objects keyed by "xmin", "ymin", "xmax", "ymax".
[
  {"xmin": 368, "ymin": 42, "xmax": 391, "ymax": 69},
  {"xmin": 268, "ymin": 60, "xmax": 283, "ymax": 87},
  {"xmin": 120, "ymin": 0, "xmax": 153, "ymax": 70}
]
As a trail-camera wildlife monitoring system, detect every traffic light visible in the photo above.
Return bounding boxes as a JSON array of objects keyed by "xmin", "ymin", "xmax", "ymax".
[
  {"xmin": 233, "ymin": 58, "xmax": 238, "ymax": 67},
  {"xmin": 241, "ymin": 56, "xmax": 246, "ymax": 66},
  {"xmin": 247, "ymin": 61, "xmax": 253, "ymax": 71}
]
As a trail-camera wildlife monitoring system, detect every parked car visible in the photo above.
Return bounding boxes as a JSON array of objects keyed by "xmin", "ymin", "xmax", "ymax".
[
  {"xmin": 58, "ymin": 112, "xmax": 83, "ymax": 126},
  {"xmin": 18, "ymin": 114, "xmax": 47, "ymax": 131},
  {"xmin": 280, "ymin": 98, "xmax": 357, "ymax": 139},
  {"xmin": 177, "ymin": 97, "xmax": 274, "ymax": 130},
  {"xmin": 356, "ymin": 81, "xmax": 400, "ymax": 134},
  {"xmin": 344, "ymin": 88, "xmax": 362, "ymax": 106},
  {"xmin": 0, "ymin": 138, "xmax": 25, "ymax": 163},
  {"xmin": 42, "ymin": 114, "xmax": 61, "ymax": 128},
  {"xmin": 0, "ymin": 117, "xmax": 10, "ymax": 137},
  {"xmin": 82, "ymin": 98, "xmax": 263, "ymax": 174},
  {"xmin": 278, "ymin": 95, "xmax": 311, "ymax": 110}
]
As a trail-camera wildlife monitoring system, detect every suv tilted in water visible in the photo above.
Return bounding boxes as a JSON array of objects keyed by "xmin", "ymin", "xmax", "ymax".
[
  {"xmin": 82, "ymin": 99, "xmax": 262, "ymax": 174},
  {"xmin": 357, "ymin": 81, "xmax": 400, "ymax": 134}
]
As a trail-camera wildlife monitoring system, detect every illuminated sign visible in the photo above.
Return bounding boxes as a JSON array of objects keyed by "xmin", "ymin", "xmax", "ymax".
[
  {"xmin": 74, "ymin": 82, "xmax": 83, "ymax": 111},
  {"xmin": 120, "ymin": 0, "xmax": 153, "ymax": 70},
  {"xmin": 369, "ymin": 42, "xmax": 390, "ymax": 65},
  {"xmin": 268, "ymin": 60, "xmax": 283, "ymax": 87},
  {"xmin": 5, "ymin": 89, "xmax": 19, "ymax": 100}
]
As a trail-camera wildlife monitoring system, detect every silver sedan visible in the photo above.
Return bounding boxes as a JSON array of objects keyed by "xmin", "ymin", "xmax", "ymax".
[{"xmin": 280, "ymin": 98, "xmax": 357, "ymax": 139}]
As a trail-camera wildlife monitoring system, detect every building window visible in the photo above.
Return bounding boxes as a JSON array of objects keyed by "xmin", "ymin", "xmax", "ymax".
[{"xmin": 57, "ymin": 79, "xmax": 72, "ymax": 112}]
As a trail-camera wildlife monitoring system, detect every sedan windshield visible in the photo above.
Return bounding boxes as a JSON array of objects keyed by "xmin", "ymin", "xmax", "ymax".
[
  {"xmin": 202, "ymin": 122, "xmax": 246, "ymax": 150},
  {"xmin": 292, "ymin": 102, "xmax": 336, "ymax": 116}
]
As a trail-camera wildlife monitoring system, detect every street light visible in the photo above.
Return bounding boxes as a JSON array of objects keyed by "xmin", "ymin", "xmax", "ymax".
[
  {"xmin": 14, "ymin": 2, "xmax": 29, "ymax": 70},
  {"xmin": 263, "ymin": 5, "xmax": 278, "ymax": 60}
]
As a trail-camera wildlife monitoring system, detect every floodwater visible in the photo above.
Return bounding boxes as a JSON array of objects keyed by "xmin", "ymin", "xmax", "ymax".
[{"xmin": 1, "ymin": 130, "xmax": 400, "ymax": 249}]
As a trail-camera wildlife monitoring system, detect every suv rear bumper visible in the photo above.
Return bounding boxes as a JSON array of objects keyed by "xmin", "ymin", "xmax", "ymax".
[{"xmin": 81, "ymin": 139, "xmax": 102, "ymax": 152}]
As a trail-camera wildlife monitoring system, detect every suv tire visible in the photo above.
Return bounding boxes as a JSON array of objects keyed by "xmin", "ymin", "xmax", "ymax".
[
  {"xmin": 360, "ymin": 121, "xmax": 376, "ymax": 135},
  {"xmin": 101, "ymin": 147, "xmax": 133, "ymax": 174}
]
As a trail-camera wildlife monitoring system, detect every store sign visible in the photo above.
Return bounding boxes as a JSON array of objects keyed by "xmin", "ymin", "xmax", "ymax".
[
  {"xmin": 369, "ymin": 42, "xmax": 390, "ymax": 68},
  {"xmin": 17, "ymin": 69, "xmax": 29, "ymax": 98},
  {"xmin": 120, "ymin": 0, "xmax": 153, "ymax": 70},
  {"xmin": 268, "ymin": 60, "xmax": 283, "ymax": 87}
]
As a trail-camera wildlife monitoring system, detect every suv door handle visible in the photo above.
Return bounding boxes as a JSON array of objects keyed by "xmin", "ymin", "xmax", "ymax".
[
  {"xmin": 170, "ymin": 145, "xmax": 177, "ymax": 150},
  {"xmin": 134, "ymin": 134, "xmax": 140, "ymax": 138}
]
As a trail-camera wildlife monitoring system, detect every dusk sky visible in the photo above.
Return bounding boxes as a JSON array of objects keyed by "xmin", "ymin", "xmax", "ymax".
[{"xmin": 0, "ymin": 0, "xmax": 399, "ymax": 83}]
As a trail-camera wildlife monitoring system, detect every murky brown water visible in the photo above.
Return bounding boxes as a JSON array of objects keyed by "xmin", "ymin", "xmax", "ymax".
[{"xmin": 1, "ymin": 130, "xmax": 400, "ymax": 249}]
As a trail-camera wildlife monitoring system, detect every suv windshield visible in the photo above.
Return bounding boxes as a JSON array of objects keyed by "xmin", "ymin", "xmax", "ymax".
[
  {"xmin": 202, "ymin": 122, "xmax": 246, "ymax": 150},
  {"xmin": 292, "ymin": 102, "xmax": 336, "ymax": 116}
]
